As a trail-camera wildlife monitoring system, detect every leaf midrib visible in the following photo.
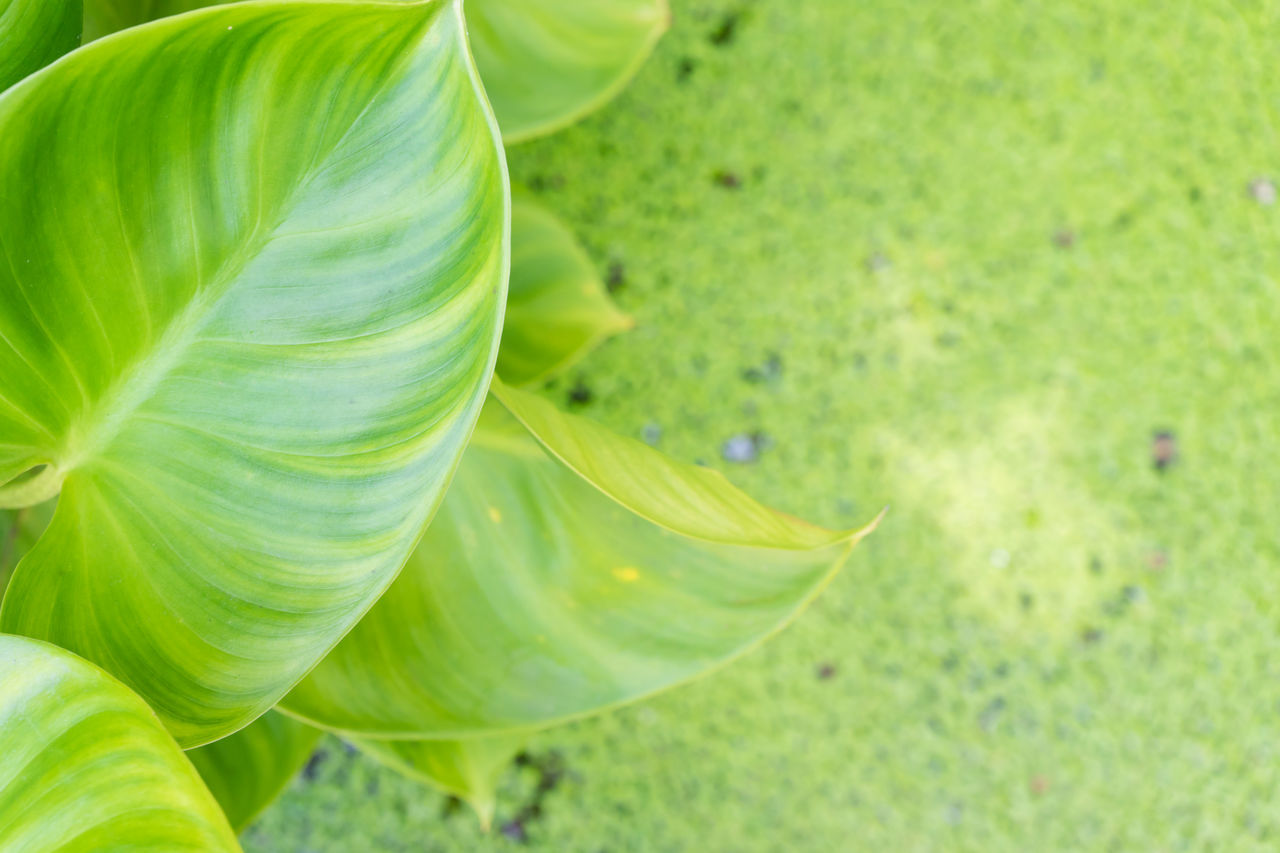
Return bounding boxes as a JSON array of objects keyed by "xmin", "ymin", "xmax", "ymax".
[{"xmin": 57, "ymin": 5, "xmax": 438, "ymax": 477}]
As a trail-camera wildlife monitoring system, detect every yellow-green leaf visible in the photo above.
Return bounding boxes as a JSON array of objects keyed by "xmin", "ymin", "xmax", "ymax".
[
  {"xmin": 499, "ymin": 190, "xmax": 632, "ymax": 386},
  {"xmin": 352, "ymin": 734, "xmax": 524, "ymax": 830},
  {"xmin": 467, "ymin": 0, "xmax": 670, "ymax": 142},
  {"xmin": 187, "ymin": 712, "xmax": 321, "ymax": 834},
  {"xmin": 0, "ymin": 0, "xmax": 508, "ymax": 747},
  {"xmin": 282, "ymin": 382, "xmax": 878, "ymax": 737},
  {"xmin": 0, "ymin": 634, "xmax": 239, "ymax": 851},
  {"xmin": 0, "ymin": 0, "xmax": 80, "ymax": 92}
]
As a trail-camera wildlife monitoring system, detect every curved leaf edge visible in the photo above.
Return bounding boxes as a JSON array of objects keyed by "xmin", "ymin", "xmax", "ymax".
[
  {"xmin": 505, "ymin": 308, "xmax": 635, "ymax": 389},
  {"xmin": 490, "ymin": 378, "xmax": 881, "ymax": 550},
  {"xmin": 278, "ymin": 511, "xmax": 883, "ymax": 742},
  {"xmin": 0, "ymin": 0, "xmax": 512, "ymax": 749},
  {"xmin": 197, "ymin": 0, "xmax": 512, "ymax": 749},
  {"xmin": 0, "ymin": 633, "xmax": 241, "ymax": 849},
  {"xmin": 348, "ymin": 734, "xmax": 524, "ymax": 830},
  {"xmin": 503, "ymin": 186, "xmax": 634, "ymax": 387},
  {"xmin": 497, "ymin": 0, "xmax": 671, "ymax": 145}
]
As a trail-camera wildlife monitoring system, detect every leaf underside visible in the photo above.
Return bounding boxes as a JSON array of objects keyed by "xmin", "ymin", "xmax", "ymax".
[
  {"xmin": 282, "ymin": 381, "xmax": 876, "ymax": 737},
  {"xmin": 0, "ymin": 0, "xmax": 508, "ymax": 747},
  {"xmin": 0, "ymin": 635, "xmax": 239, "ymax": 851}
]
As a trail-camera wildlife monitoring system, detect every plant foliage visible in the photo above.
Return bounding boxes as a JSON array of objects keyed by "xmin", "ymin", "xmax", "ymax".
[{"xmin": 0, "ymin": 0, "xmax": 876, "ymax": 839}]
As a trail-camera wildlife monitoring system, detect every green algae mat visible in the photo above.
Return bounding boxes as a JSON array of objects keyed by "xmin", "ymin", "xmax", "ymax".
[{"xmin": 247, "ymin": 0, "xmax": 1280, "ymax": 849}]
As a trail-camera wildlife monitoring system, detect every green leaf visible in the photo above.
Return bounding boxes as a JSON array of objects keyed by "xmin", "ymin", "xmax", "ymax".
[
  {"xmin": 499, "ymin": 190, "xmax": 632, "ymax": 386},
  {"xmin": 0, "ymin": 0, "xmax": 508, "ymax": 747},
  {"xmin": 352, "ymin": 734, "xmax": 524, "ymax": 830},
  {"xmin": 82, "ymin": 0, "xmax": 168, "ymax": 40},
  {"xmin": 187, "ymin": 712, "xmax": 321, "ymax": 834},
  {"xmin": 0, "ymin": 0, "xmax": 80, "ymax": 92},
  {"xmin": 81, "ymin": 0, "xmax": 670, "ymax": 143},
  {"xmin": 0, "ymin": 497, "xmax": 53, "ymax": 595},
  {"xmin": 281, "ymin": 381, "xmax": 879, "ymax": 737},
  {"xmin": 467, "ymin": 0, "xmax": 671, "ymax": 142},
  {"xmin": 0, "ymin": 634, "xmax": 239, "ymax": 851}
]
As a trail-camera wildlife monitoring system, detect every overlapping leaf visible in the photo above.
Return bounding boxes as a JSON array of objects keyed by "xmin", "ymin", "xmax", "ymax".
[
  {"xmin": 466, "ymin": 0, "xmax": 670, "ymax": 141},
  {"xmin": 282, "ymin": 381, "xmax": 878, "ymax": 736},
  {"xmin": 187, "ymin": 712, "xmax": 321, "ymax": 833},
  {"xmin": 499, "ymin": 190, "xmax": 632, "ymax": 386},
  {"xmin": 0, "ymin": 498, "xmax": 50, "ymax": 600},
  {"xmin": 81, "ymin": 0, "xmax": 668, "ymax": 143},
  {"xmin": 0, "ymin": 0, "xmax": 508, "ymax": 747},
  {"xmin": 0, "ymin": 635, "xmax": 239, "ymax": 851},
  {"xmin": 0, "ymin": 0, "xmax": 80, "ymax": 92},
  {"xmin": 353, "ymin": 734, "xmax": 524, "ymax": 829}
]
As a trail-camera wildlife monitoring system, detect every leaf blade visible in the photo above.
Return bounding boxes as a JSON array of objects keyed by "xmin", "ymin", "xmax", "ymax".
[
  {"xmin": 282, "ymin": 385, "xmax": 877, "ymax": 736},
  {"xmin": 0, "ymin": 0, "xmax": 80, "ymax": 92},
  {"xmin": 0, "ymin": 634, "xmax": 239, "ymax": 851},
  {"xmin": 0, "ymin": 0, "xmax": 509, "ymax": 746},
  {"xmin": 468, "ymin": 0, "xmax": 670, "ymax": 142}
]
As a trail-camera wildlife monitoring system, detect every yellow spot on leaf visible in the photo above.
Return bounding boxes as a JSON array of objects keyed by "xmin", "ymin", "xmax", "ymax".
[
  {"xmin": 487, "ymin": 507, "xmax": 501, "ymax": 523},
  {"xmin": 612, "ymin": 567, "xmax": 641, "ymax": 583}
]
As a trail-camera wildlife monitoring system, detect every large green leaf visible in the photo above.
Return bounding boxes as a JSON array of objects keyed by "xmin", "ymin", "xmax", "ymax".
[
  {"xmin": 281, "ymin": 381, "xmax": 879, "ymax": 737},
  {"xmin": 352, "ymin": 734, "xmax": 524, "ymax": 829},
  {"xmin": 0, "ymin": 0, "xmax": 508, "ymax": 747},
  {"xmin": 467, "ymin": 0, "xmax": 670, "ymax": 142},
  {"xmin": 81, "ymin": 0, "xmax": 669, "ymax": 143},
  {"xmin": 0, "ymin": 0, "xmax": 80, "ymax": 92},
  {"xmin": 0, "ymin": 634, "xmax": 239, "ymax": 851},
  {"xmin": 499, "ymin": 190, "xmax": 632, "ymax": 386},
  {"xmin": 187, "ymin": 712, "xmax": 321, "ymax": 834}
]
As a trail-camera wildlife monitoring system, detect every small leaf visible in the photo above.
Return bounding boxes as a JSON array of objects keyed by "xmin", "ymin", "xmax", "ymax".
[
  {"xmin": 352, "ymin": 734, "xmax": 524, "ymax": 830},
  {"xmin": 282, "ymin": 382, "xmax": 879, "ymax": 736},
  {"xmin": 0, "ymin": 0, "xmax": 81, "ymax": 92},
  {"xmin": 187, "ymin": 712, "xmax": 321, "ymax": 834},
  {"xmin": 499, "ymin": 190, "xmax": 632, "ymax": 386},
  {"xmin": 467, "ymin": 0, "xmax": 671, "ymax": 142},
  {"xmin": 0, "ymin": 0, "xmax": 508, "ymax": 747},
  {"xmin": 0, "ymin": 634, "xmax": 239, "ymax": 851}
]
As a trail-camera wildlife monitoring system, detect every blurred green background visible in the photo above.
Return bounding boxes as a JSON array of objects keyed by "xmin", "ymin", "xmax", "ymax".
[{"xmin": 249, "ymin": 0, "xmax": 1280, "ymax": 849}]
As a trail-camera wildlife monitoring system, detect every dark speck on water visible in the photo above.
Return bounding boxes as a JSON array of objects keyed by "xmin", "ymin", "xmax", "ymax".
[
  {"xmin": 1152, "ymin": 430, "xmax": 1177, "ymax": 471},
  {"xmin": 713, "ymin": 169, "xmax": 742, "ymax": 189},
  {"xmin": 709, "ymin": 11, "xmax": 741, "ymax": 46},
  {"xmin": 301, "ymin": 748, "xmax": 328, "ymax": 781},
  {"xmin": 606, "ymin": 261, "xmax": 627, "ymax": 293},
  {"xmin": 723, "ymin": 434, "xmax": 759, "ymax": 463},
  {"xmin": 567, "ymin": 380, "xmax": 593, "ymax": 406},
  {"xmin": 742, "ymin": 352, "xmax": 783, "ymax": 384}
]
